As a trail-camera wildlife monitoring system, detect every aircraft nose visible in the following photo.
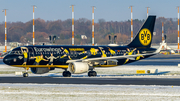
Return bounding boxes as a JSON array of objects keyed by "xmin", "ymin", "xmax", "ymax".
[
  {"xmin": 3, "ymin": 55, "xmax": 8, "ymax": 65},
  {"xmin": 3, "ymin": 55, "xmax": 12, "ymax": 65},
  {"xmin": 3, "ymin": 55, "xmax": 23, "ymax": 65}
]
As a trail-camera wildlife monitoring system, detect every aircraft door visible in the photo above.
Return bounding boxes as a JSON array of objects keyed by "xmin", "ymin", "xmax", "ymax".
[
  {"xmin": 28, "ymin": 47, "xmax": 35, "ymax": 63},
  {"xmin": 28, "ymin": 47, "xmax": 35, "ymax": 57}
]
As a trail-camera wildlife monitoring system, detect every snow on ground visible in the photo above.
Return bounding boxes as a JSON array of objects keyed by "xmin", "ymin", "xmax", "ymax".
[
  {"xmin": 0, "ymin": 84, "xmax": 180, "ymax": 101},
  {"xmin": 1, "ymin": 64, "xmax": 180, "ymax": 100},
  {"xmin": 95, "ymin": 65, "xmax": 180, "ymax": 75},
  {"xmin": 1, "ymin": 64, "xmax": 180, "ymax": 77}
]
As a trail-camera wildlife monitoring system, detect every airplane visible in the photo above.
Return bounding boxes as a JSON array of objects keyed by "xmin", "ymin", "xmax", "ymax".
[{"xmin": 3, "ymin": 15, "xmax": 160, "ymax": 77}]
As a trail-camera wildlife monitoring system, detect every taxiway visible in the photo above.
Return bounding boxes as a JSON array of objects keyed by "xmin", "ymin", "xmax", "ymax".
[{"xmin": 0, "ymin": 77, "xmax": 180, "ymax": 86}]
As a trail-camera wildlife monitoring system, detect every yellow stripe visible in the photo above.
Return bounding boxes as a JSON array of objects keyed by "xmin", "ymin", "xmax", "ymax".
[
  {"xmin": 11, "ymin": 65, "xmax": 68, "ymax": 69},
  {"xmin": 11, "ymin": 64, "xmax": 117, "ymax": 68},
  {"xmin": 94, "ymin": 65, "xmax": 117, "ymax": 67}
]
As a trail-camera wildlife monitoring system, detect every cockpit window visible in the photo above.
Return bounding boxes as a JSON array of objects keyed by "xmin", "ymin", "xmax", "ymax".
[{"xmin": 10, "ymin": 48, "xmax": 23, "ymax": 55}]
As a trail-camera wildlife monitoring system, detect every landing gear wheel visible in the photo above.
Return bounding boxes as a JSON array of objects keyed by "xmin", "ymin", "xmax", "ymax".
[
  {"xmin": 63, "ymin": 71, "xmax": 71, "ymax": 77},
  {"xmin": 23, "ymin": 73, "xmax": 29, "ymax": 77},
  {"xmin": 88, "ymin": 71, "xmax": 97, "ymax": 77}
]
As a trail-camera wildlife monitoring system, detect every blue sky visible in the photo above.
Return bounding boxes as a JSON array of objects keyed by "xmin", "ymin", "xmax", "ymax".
[{"xmin": 0, "ymin": 0, "xmax": 179, "ymax": 23}]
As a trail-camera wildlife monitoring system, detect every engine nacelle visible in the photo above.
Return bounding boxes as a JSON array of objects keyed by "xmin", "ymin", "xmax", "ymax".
[
  {"xmin": 31, "ymin": 67, "xmax": 51, "ymax": 74},
  {"xmin": 68, "ymin": 62, "xmax": 89, "ymax": 74}
]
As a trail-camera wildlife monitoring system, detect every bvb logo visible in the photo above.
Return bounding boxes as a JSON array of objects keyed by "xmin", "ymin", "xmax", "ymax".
[{"xmin": 139, "ymin": 28, "xmax": 151, "ymax": 46}]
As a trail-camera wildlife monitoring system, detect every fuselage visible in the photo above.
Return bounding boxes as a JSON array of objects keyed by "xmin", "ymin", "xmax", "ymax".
[{"xmin": 3, "ymin": 45, "xmax": 156, "ymax": 69}]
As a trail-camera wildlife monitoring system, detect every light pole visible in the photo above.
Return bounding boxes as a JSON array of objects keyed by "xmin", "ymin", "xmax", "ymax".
[
  {"xmin": 2, "ymin": 9, "xmax": 7, "ymax": 52},
  {"xmin": 162, "ymin": 22, "xmax": 164, "ymax": 42},
  {"xmin": 32, "ymin": 5, "xmax": 37, "ymax": 45},
  {"xmin": 177, "ymin": 6, "xmax": 179, "ymax": 53},
  {"xmin": 129, "ymin": 6, "xmax": 133, "ymax": 41},
  {"xmin": 70, "ymin": 5, "xmax": 74, "ymax": 46},
  {"xmin": 92, "ymin": 6, "xmax": 96, "ymax": 46},
  {"xmin": 147, "ymin": 7, "xmax": 150, "ymax": 17}
]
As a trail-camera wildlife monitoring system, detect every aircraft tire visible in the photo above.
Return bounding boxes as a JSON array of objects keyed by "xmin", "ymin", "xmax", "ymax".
[
  {"xmin": 23, "ymin": 73, "xmax": 29, "ymax": 77},
  {"xmin": 63, "ymin": 71, "xmax": 71, "ymax": 77},
  {"xmin": 88, "ymin": 71, "xmax": 97, "ymax": 77},
  {"xmin": 93, "ymin": 71, "xmax": 97, "ymax": 76}
]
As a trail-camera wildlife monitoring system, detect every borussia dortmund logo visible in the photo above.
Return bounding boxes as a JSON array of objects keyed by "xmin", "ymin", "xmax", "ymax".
[{"xmin": 139, "ymin": 28, "xmax": 151, "ymax": 46}]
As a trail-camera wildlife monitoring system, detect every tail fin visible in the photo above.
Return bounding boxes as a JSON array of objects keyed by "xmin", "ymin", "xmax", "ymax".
[{"xmin": 128, "ymin": 16, "xmax": 156, "ymax": 48}]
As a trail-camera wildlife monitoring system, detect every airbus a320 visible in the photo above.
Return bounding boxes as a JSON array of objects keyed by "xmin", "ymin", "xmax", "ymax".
[{"xmin": 3, "ymin": 16, "xmax": 161, "ymax": 77}]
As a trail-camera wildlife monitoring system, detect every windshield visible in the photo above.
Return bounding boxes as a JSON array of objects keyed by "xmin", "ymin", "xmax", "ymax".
[{"xmin": 9, "ymin": 47, "xmax": 22, "ymax": 55}]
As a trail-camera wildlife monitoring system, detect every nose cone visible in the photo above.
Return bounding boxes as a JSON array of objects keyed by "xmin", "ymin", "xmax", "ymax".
[
  {"xmin": 3, "ymin": 55, "xmax": 14, "ymax": 65},
  {"xmin": 3, "ymin": 55, "xmax": 10, "ymax": 65},
  {"xmin": 3, "ymin": 55, "xmax": 23, "ymax": 65}
]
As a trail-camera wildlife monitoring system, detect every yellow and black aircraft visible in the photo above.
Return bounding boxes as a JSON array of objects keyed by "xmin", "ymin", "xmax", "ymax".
[{"xmin": 3, "ymin": 16, "xmax": 161, "ymax": 77}]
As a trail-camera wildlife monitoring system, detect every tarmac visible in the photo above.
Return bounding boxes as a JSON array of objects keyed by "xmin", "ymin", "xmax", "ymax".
[{"xmin": 0, "ymin": 77, "xmax": 180, "ymax": 86}]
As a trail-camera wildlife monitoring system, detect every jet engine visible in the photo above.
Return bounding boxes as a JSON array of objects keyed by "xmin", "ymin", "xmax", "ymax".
[
  {"xmin": 68, "ymin": 62, "xmax": 89, "ymax": 74},
  {"xmin": 31, "ymin": 67, "xmax": 54, "ymax": 74}
]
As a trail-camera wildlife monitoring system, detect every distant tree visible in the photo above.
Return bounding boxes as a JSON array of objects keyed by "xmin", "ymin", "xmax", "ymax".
[{"xmin": 0, "ymin": 17, "xmax": 178, "ymax": 45}]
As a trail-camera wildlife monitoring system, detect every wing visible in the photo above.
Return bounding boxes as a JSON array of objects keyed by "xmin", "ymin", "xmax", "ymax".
[{"xmin": 66, "ymin": 53, "xmax": 154, "ymax": 63}]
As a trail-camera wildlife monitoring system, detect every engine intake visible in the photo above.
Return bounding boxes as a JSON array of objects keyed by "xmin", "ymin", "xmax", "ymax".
[{"xmin": 68, "ymin": 62, "xmax": 89, "ymax": 74}]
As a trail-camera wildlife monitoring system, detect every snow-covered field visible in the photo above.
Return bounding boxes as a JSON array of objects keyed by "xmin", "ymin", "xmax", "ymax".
[
  {"xmin": 0, "ymin": 84, "xmax": 180, "ymax": 101},
  {"xmin": 1, "ymin": 65, "xmax": 180, "ymax": 100}
]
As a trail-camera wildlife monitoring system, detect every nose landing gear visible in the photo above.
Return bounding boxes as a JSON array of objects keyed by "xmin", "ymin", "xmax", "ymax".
[
  {"xmin": 23, "ymin": 72, "xmax": 29, "ymax": 77},
  {"xmin": 23, "ymin": 67, "xmax": 29, "ymax": 77}
]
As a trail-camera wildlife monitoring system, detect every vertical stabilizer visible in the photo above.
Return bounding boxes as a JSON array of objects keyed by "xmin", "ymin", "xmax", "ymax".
[{"xmin": 128, "ymin": 16, "xmax": 156, "ymax": 48}]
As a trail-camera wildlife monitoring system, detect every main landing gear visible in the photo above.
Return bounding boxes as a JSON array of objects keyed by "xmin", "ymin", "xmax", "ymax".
[
  {"xmin": 63, "ymin": 70, "xmax": 71, "ymax": 77},
  {"xmin": 88, "ymin": 71, "xmax": 97, "ymax": 77}
]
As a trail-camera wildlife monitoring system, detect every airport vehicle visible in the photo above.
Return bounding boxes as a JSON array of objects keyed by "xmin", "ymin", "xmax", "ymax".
[{"xmin": 3, "ymin": 16, "xmax": 160, "ymax": 77}]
